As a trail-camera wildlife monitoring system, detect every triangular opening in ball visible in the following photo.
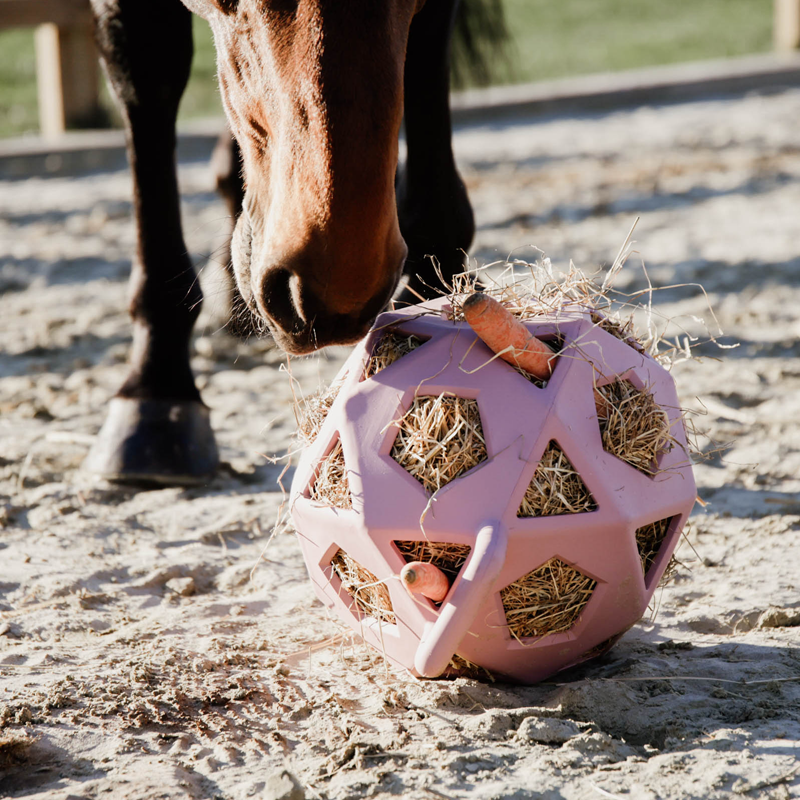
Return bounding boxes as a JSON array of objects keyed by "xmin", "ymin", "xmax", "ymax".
[
  {"xmin": 363, "ymin": 328, "xmax": 430, "ymax": 380},
  {"xmin": 308, "ymin": 436, "xmax": 352, "ymax": 509},
  {"xmin": 635, "ymin": 515, "xmax": 676, "ymax": 582},
  {"xmin": 517, "ymin": 441, "xmax": 597, "ymax": 517},
  {"xmin": 329, "ymin": 548, "xmax": 395, "ymax": 625}
]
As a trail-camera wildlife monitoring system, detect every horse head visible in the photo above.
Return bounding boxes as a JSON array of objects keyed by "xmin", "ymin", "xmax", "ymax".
[{"xmin": 184, "ymin": 0, "xmax": 426, "ymax": 354}]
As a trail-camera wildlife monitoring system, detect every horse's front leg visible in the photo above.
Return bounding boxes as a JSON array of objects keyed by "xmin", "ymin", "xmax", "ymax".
[
  {"xmin": 84, "ymin": 0, "xmax": 218, "ymax": 483},
  {"xmin": 397, "ymin": 0, "xmax": 475, "ymax": 301}
]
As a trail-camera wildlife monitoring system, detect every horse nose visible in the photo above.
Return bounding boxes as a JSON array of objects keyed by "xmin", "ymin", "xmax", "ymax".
[{"xmin": 254, "ymin": 251, "xmax": 404, "ymax": 354}]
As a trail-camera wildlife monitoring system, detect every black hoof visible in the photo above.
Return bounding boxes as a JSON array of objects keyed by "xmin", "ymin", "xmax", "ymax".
[{"xmin": 83, "ymin": 398, "xmax": 219, "ymax": 485}]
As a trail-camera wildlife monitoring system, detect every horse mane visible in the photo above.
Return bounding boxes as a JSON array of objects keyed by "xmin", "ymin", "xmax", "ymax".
[{"xmin": 451, "ymin": 0, "xmax": 509, "ymax": 89}]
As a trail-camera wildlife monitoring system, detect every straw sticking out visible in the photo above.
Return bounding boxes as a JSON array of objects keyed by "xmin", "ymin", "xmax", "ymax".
[
  {"xmin": 391, "ymin": 394, "xmax": 488, "ymax": 493},
  {"xmin": 635, "ymin": 517, "xmax": 673, "ymax": 576},
  {"xmin": 597, "ymin": 379, "xmax": 673, "ymax": 476},
  {"xmin": 365, "ymin": 330, "xmax": 425, "ymax": 378},
  {"xmin": 517, "ymin": 441, "xmax": 597, "ymax": 517},
  {"xmin": 395, "ymin": 540, "xmax": 471, "ymax": 580},
  {"xmin": 501, "ymin": 558, "xmax": 596, "ymax": 642},
  {"xmin": 330, "ymin": 549, "xmax": 395, "ymax": 625},
  {"xmin": 296, "ymin": 377, "xmax": 346, "ymax": 446},
  {"xmin": 309, "ymin": 439, "xmax": 352, "ymax": 509}
]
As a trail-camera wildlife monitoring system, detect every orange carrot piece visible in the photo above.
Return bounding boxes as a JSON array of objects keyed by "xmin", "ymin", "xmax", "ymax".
[
  {"xmin": 401, "ymin": 562, "xmax": 450, "ymax": 603},
  {"xmin": 462, "ymin": 292, "xmax": 555, "ymax": 380}
]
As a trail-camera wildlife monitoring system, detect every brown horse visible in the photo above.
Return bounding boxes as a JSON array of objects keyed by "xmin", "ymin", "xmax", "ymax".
[{"xmin": 84, "ymin": 0, "xmax": 504, "ymax": 483}]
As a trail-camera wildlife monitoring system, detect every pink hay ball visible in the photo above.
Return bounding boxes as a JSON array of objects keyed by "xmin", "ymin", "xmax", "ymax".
[{"xmin": 290, "ymin": 297, "xmax": 696, "ymax": 683}]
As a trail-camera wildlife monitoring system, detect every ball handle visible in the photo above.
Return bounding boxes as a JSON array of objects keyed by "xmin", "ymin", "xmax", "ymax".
[{"xmin": 413, "ymin": 520, "xmax": 508, "ymax": 678}]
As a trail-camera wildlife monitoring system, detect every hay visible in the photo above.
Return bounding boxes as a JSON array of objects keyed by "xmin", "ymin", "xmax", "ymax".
[
  {"xmin": 365, "ymin": 330, "xmax": 425, "ymax": 378},
  {"xmin": 590, "ymin": 310, "xmax": 646, "ymax": 355},
  {"xmin": 447, "ymin": 653, "xmax": 496, "ymax": 681},
  {"xmin": 395, "ymin": 540, "xmax": 471, "ymax": 581},
  {"xmin": 309, "ymin": 440, "xmax": 352, "ymax": 509},
  {"xmin": 330, "ymin": 549, "xmax": 395, "ymax": 625},
  {"xmin": 636, "ymin": 516, "xmax": 673, "ymax": 577},
  {"xmin": 390, "ymin": 394, "xmax": 488, "ymax": 493},
  {"xmin": 296, "ymin": 377, "xmax": 346, "ymax": 446},
  {"xmin": 517, "ymin": 441, "xmax": 597, "ymax": 517},
  {"xmin": 501, "ymin": 557, "xmax": 596, "ymax": 642},
  {"xmin": 597, "ymin": 379, "xmax": 673, "ymax": 476}
]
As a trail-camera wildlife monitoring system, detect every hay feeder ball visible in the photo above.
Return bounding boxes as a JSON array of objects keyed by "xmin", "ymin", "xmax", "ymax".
[{"xmin": 290, "ymin": 295, "xmax": 696, "ymax": 683}]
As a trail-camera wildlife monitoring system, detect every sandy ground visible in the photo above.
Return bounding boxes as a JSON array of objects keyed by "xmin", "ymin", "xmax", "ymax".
[{"xmin": 1, "ymin": 87, "xmax": 800, "ymax": 800}]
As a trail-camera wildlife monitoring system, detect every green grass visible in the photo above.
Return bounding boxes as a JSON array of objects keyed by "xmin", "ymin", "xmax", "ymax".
[
  {"xmin": 0, "ymin": 1, "xmax": 774, "ymax": 139},
  {"xmin": 496, "ymin": 0, "xmax": 773, "ymax": 83}
]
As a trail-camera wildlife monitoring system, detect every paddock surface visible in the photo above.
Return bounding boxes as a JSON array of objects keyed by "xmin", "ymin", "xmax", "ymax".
[{"xmin": 1, "ymin": 88, "xmax": 800, "ymax": 799}]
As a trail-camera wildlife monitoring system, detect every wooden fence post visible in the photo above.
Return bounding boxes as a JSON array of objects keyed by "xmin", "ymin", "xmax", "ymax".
[
  {"xmin": 775, "ymin": 0, "xmax": 800, "ymax": 51},
  {"xmin": 34, "ymin": 20, "xmax": 100, "ymax": 139}
]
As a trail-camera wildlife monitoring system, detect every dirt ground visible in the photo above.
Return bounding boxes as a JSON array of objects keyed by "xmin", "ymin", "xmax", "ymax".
[{"xmin": 1, "ymin": 87, "xmax": 799, "ymax": 800}]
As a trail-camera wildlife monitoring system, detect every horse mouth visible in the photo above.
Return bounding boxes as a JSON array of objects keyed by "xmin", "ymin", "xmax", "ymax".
[{"xmin": 231, "ymin": 216, "xmax": 403, "ymax": 354}]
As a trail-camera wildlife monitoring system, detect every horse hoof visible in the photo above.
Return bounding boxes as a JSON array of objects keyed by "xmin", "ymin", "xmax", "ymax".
[{"xmin": 83, "ymin": 397, "xmax": 219, "ymax": 485}]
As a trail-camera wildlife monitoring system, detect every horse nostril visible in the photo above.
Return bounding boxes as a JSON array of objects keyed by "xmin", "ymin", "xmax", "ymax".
[{"xmin": 258, "ymin": 268, "xmax": 304, "ymax": 334}]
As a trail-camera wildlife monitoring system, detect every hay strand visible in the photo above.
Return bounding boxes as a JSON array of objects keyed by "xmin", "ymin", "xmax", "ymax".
[
  {"xmin": 501, "ymin": 558, "xmax": 596, "ymax": 642},
  {"xmin": 390, "ymin": 394, "xmax": 487, "ymax": 493},
  {"xmin": 395, "ymin": 540, "xmax": 471, "ymax": 581},
  {"xmin": 330, "ymin": 549, "xmax": 395, "ymax": 625},
  {"xmin": 597, "ymin": 379, "xmax": 673, "ymax": 476},
  {"xmin": 309, "ymin": 440, "xmax": 352, "ymax": 509},
  {"xmin": 296, "ymin": 377, "xmax": 346, "ymax": 446},
  {"xmin": 365, "ymin": 330, "xmax": 425, "ymax": 378},
  {"xmin": 636, "ymin": 517, "xmax": 673, "ymax": 577},
  {"xmin": 517, "ymin": 441, "xmax": 597, "ymax": 517}
]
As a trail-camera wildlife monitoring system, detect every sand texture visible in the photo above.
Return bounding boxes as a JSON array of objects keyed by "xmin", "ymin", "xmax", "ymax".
[{"xmin": 1, "ymin": 88, "xmax": 800, "ymax": 799}]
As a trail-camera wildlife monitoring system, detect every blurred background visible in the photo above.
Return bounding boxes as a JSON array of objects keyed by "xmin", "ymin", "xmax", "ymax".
[{"xmin": 0, "ymin": 0, "xmax": 783, "ymax": 139}]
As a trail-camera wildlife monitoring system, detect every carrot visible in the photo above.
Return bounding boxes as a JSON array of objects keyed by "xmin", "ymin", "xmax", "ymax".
[
  {"xmin": 462, "ymin": 292, "xmax": 555, "ymax": 380},
  {"xmin": 400, "ymin": 562, "xmax": 450, "ymax": 603},
  {"xmin": 463, "ymin": 291, "xmax": 610, "ymax": 417}
]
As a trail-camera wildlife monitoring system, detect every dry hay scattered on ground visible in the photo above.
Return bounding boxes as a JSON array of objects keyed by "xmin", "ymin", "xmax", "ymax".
[
  {"xmin": 500, "ymin": 557, "xmax": 597, "ymax": 642},
  {"xmin": 330, "ymin": 549, "xmax": 395, "ymax": 624},
  {"xmin": 390, "ymin": 394, "xmax": 488, "ymax": 494}
]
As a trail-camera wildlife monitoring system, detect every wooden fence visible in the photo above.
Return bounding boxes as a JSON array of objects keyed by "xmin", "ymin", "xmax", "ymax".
[
  {"xmin": 1, "ymin": 0, "xmax": 100, "ymax": 140},
  {"xmin": 1, "ymin": 0, "xmax": 800, "ymax": 140}
]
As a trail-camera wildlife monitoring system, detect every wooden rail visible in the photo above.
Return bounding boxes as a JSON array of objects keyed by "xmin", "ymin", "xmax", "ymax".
[{"xmin": 0, "ymin": 0, "xmax": 100, "ymax": 140}]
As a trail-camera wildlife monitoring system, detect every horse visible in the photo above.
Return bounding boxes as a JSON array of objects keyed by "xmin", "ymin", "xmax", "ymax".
[{"xmin": 84, "ymin": 0, "xmax": 505, "ymax": 484}]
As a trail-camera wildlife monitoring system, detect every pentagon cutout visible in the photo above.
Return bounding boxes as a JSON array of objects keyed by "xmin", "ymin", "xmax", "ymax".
[
  {"xmin": 330, "ymin": 549, "xmax": 395, "ymax": 625},
  {"xmin": 309, "ymin": 437, "xmax": 352, "ymax": 509},
  {"xmin": 595, "ymin": 378, "xmax": 672, "ymax": 476},
  {"xmin": 635, "ymin": 516, "xmax": 674, "ymax": 578},
  {"xmin": 364, "ymin": 329, "xmax": 428, "ymax": 379},
  {"xmin": 395, "ymin": 540, "xmax": 471, "ymax": 605},
  {"xmin": 517, "ymin": 441, "xmax": 597, "ymax": 517},
  {"xmin": 501, "ymin": 557, "xmax": 596, "ymax": 642},
  {"xmin": 391, "ymin": 394, "xmax": 488, "ymax": 493}
]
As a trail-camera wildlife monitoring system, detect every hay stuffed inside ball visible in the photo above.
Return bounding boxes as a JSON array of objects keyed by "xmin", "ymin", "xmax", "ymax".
[{"xmin": 290, "ymin": 272, "xmax": 696, "ymax": 683}]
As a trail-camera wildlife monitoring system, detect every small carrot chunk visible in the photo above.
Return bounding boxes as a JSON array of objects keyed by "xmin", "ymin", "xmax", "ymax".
[{"xmin": 400, "ymin": 561, "xmax": 450, "ymax": 603}]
